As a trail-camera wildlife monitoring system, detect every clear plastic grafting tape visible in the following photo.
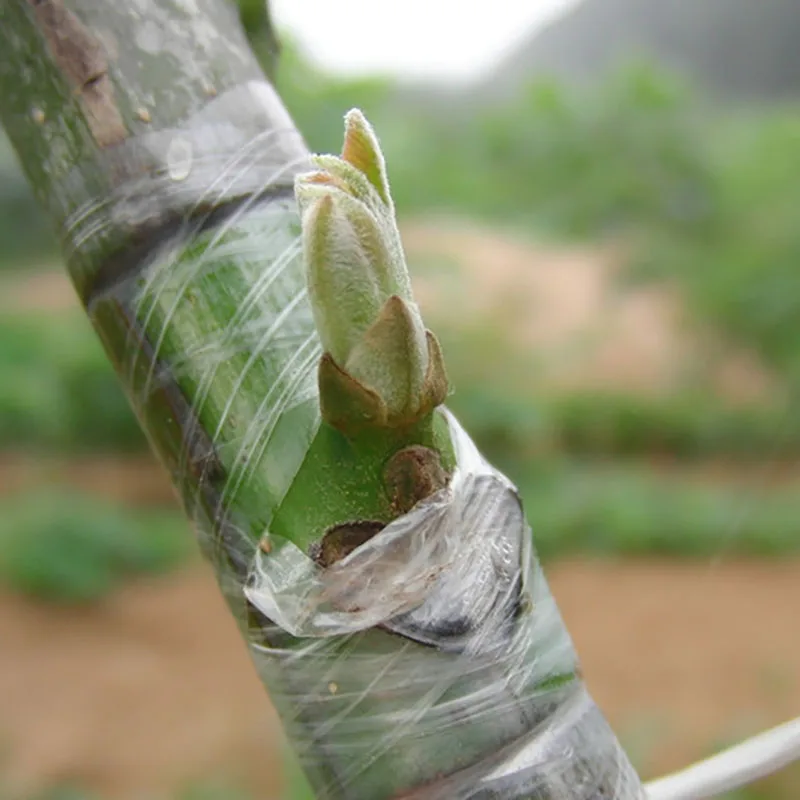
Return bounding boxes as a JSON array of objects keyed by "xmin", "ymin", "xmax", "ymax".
[
  {"xmin": 244, "ymin": 410, "xmax": 645, "ymax": 799},
  {"xmin": 68, "ymin": 84, "xmax": 643, "ymax": 798}
]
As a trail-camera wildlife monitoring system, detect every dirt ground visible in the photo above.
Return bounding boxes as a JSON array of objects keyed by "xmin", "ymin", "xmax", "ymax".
[
  {"xmin": 0, "ymin": 269, "xmax": 79, "ymax": 316},
  {"xmin": 2, "ymin": 558, "xmax": 799, "ymax": 799},
  {"xmin": 403, "ymin": 218, "xmax": 776, "ymax": 404},
  {"xmin": 0, "ymin": 453, "xmax": 178, "ymax": 508}
]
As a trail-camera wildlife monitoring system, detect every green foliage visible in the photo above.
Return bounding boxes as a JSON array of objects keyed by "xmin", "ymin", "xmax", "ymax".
[
  {"xmin": 0, "ymin": 491, "xmax": 190, "ymax": 602},
  {"xmin": 401, "ymin": 67, "xmax": 714, "ymax": 240},
  {"xmin": 0, "ymin": 315, "xmax": 145, "ymax": 452},
  {"xmin": 519, "ymin": 457, "xmax": 800, "ymax": 560},
  {"xmin": 633, "ymin": 109, "xmax": 800, "ymax": 385},
  {"xmin": 534, "ymin": 393, "xmax": 799, "ymax": 459},
  {"xmin": 276, "ymin": 47, "xmax": 800, "ymax": 395},
  {"xmin": 722, "ymin": 778, "xmax": 800, "ymax": 800},
  {"xmin": 450, "ymin": 383, "xmax": 800, "ymax": 463},
  {"xmin": 236, "ymin": 0, "xmax": 280, "ymax": 79},
  {"xmin": 283, "ymin": 751, "xmax": 316, "ymax": 800},
  {"xmin": 0, "ymin": 134, "xmax": 58, "ymax": 270}
]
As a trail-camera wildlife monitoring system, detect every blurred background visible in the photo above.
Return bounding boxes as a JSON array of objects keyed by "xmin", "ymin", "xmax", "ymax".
[{"xmin": 2, "ymin": 0, "xmax": 800, "ymax": 798}]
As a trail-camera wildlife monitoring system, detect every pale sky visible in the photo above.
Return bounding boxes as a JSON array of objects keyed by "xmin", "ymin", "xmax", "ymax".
[{"xmin": 270, "ymin": 0, "xmax": 578, "ymax": 82}]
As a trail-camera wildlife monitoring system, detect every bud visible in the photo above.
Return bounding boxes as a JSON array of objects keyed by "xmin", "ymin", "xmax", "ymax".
[{"xmin": 295, "ymin": 109, "xmax": 448, "ymax": 432}]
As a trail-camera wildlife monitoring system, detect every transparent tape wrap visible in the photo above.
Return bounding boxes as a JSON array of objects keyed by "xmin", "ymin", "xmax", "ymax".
[
  {"xmin": 244, "ymin": 412, "xmax": 644, "ymax": 799},
  {"xmin": 62, "ymin": 80, "xmax": 644, "ymax": 800}
]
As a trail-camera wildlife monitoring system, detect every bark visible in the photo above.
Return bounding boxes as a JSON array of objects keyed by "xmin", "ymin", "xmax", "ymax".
[{"xmin": 0, "ymin": 3, "xmax": 645, "ymax": 798}]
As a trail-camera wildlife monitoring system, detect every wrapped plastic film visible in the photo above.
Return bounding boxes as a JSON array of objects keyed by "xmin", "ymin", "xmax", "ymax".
[
  {"xmin": 245, "ymin": 410, "xmax": 645, "ymax": 798},
  {"xmin": 68, "ymin": 84, "xmax": 642, "ymax": 799},
  {"xmin": 60, "ymin": 107, "xmax": 637, "ymax": 795}
]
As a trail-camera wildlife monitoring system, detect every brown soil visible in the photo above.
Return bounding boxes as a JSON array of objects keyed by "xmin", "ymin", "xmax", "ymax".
[
  {"xmin": 0, "ymin": 453, "xmax": 178, "ymax": 507},
  {"xmin": 403, "ymin": 218, "xmax": 777, "ymax": 404},
  {"xmin": 1, "ymin": 564, "xmax": 284, "ymax": 800},
  {"xmin": 2, "ymin": 559, "xmax": 798, "ymax": 799},
  {"xmin": 0, "ymin": 270, "xmax": 77, "ymax": 315}
]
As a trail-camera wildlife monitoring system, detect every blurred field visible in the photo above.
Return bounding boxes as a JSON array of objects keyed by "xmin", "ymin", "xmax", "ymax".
[{"xmin": 3, "ymin": 13, "xmax": 800, "ymax": 798}]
